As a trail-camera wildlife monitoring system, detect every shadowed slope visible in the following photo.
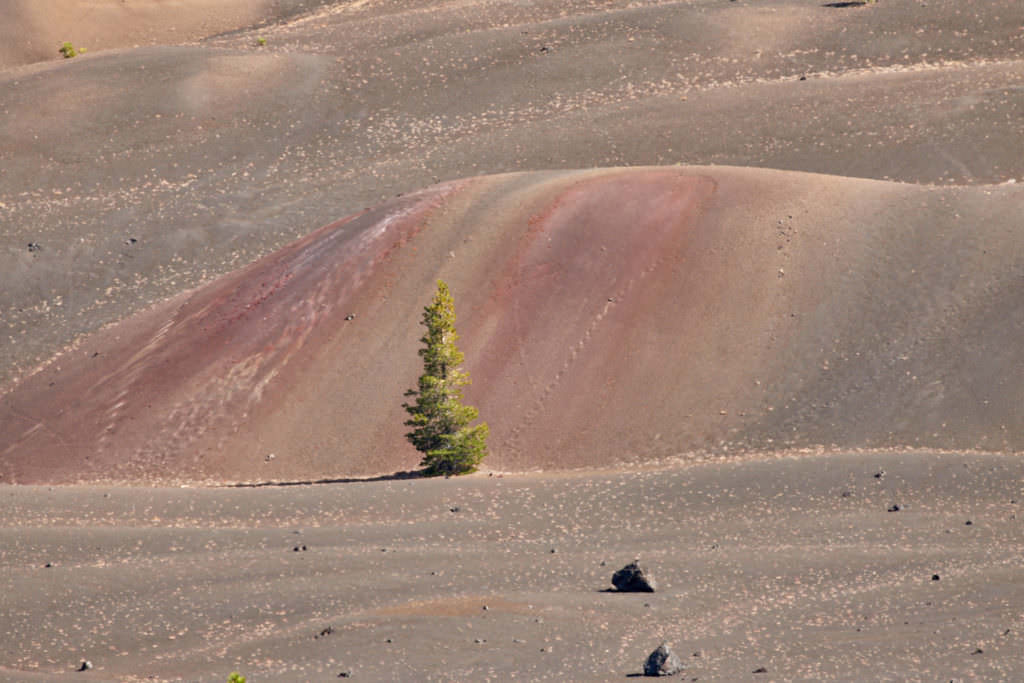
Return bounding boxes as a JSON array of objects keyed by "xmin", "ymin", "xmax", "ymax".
[{"xmin": 2, "ymin": 166, "xmax": 1023, "ymax": 484}]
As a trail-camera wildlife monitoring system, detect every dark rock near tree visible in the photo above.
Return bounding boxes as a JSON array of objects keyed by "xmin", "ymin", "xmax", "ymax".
[
  {"xmin": 644, "ymin": 643, "xmax": 683, "ymax": 676},
  {"xmin": 613, "ymin": 561, "xmax": 656, "ymax": 592}
]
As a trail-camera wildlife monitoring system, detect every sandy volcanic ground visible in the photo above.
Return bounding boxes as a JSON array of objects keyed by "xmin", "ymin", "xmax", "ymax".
[
  {"xmin": 2, "ymin": 0, "xmax": 1023, "ymax": 389},
  {"xmin": 2, "ymin": 451, "xmax": 1022, "ymax": 680},
  {"xmin": 2, "ymin": 0, "xmax": 1024, "ymax": 680}
]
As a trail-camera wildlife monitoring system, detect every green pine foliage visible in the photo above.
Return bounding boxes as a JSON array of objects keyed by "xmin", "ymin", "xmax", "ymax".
[{"xmin": 404, "ymin": 281, "xmax": 489, "ymax": 476}]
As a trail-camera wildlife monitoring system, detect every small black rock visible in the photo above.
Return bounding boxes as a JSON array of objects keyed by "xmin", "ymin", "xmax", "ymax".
[
  {"xmin": 753, "ymin": 667, "xmax": 768, "ymax": 673},
  {"xmin": 888, "ymin": 504, "xmax": 901, "ymax": 512},
  {"xmin": 77, "ymin": 661, "xmax": 93, "ymax": 672},
  {"xmin": 644, "ymin": 643, "xmax": 684, "ymax": 676},
  {"xmin": 965, "ymin": 520, "xmax": 973, "ymax": 526},
  {"xmin": 612, "ymin": 561, "xmax": 656, "ymax": 592},
  {"xmin": 932, "ymin": 574, "xmax": 940, "ymax": 581}
]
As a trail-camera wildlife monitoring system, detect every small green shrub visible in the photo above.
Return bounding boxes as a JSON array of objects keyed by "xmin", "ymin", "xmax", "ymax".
[
  {"xmin": 257, "ymin": 36, "xmax": 267, "ymax": 46},
  {"xmin": 227, "ymin": 674, "xmax": 246, "ymax": 683},
  {"xmin": 59, "ymin": 42, "xmax": 77, "ymax": 58}
]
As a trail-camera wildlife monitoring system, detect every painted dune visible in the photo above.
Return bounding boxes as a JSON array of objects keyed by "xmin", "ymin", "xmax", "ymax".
[{"xmin": 2, "ymin": 166, "xmax": 1022, "ymax": 484}]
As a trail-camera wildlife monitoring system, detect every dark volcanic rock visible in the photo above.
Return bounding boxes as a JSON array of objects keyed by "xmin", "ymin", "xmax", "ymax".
[
  {"xmin": 613, "ymin": 561, "xmax": 656, "ymax": 592},
  {"xmin": 644, "ymin": 643, "xmax": 683, "ymax": 676}
]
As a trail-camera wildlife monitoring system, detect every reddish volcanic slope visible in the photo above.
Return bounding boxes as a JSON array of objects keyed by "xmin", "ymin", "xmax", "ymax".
[{"xmin": 2, "ymin": 166, "xmax": 1023, "ymax": 484}]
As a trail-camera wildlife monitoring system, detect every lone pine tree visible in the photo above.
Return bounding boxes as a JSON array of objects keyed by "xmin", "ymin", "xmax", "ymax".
[{"xmin": 403, "ymin": 280, "xmax": 489, "ymax": 475}]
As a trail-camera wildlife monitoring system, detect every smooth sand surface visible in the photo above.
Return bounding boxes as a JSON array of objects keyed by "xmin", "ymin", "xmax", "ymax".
[{"xmin": 2, "ymin": 0, "xmax": 1023, "ymax": 679}]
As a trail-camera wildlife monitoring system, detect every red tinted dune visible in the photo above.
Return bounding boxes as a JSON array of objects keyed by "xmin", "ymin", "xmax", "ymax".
[{"xmin": 2, "ymin": 167, "xmax": 1023, "ymax": 484}]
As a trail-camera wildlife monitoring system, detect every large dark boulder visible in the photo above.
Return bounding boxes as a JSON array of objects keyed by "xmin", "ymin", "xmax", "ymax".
[{"xmin": 612, "ymin": 561, "xmax": 656, "ymax": 592}]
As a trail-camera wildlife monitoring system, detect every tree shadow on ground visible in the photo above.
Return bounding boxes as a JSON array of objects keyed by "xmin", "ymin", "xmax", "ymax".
[{"xmin": 225, "ymin": 469, "xmax": 429, "ymax": 487}]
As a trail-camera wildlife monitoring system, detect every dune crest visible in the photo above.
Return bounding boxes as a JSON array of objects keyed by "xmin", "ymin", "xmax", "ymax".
[{"xmin": 0, "ymin": 0, "xmax": 323, "ymax": 69}]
